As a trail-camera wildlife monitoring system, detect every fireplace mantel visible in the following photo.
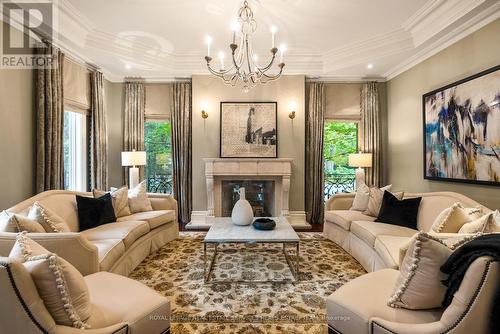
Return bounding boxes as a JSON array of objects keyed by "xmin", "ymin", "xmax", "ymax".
[
  {"xmin": 187, "ymin": 158, "xmax": 310, "ymax": 230},
  {"xmin": 204, "ymin": 158, "xmax": 293, "ymax": 217}
]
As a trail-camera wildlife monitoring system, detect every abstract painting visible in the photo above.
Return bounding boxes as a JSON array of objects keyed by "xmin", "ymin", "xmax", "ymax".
[
  {"xmin": 220, "ymin": 102, "xmax": 277, "ymax": 158},
  {"xmin": 423, "ymin": 65, "xmax": 500, "ymax": 185}
]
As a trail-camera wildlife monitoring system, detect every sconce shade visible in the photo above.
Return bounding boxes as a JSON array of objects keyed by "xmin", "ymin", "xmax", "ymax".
[
  {"xmin": 349, "ymin": 153, "xmax": 372, "ymax": 168},
  {"xmin": 121, "ymin": 151, "xmax": 147, "ymax": 166}
]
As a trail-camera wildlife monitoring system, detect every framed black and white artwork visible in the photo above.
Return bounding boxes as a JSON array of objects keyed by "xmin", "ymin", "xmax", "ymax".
[{"xmin": 220, "ymin": 102, "xmax": 278, "ymax": 158}]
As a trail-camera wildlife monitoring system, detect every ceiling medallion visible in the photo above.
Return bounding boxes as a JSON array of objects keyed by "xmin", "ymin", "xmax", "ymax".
[{"xmin": 204, "ymin": 0, "xmax": 286, "ymax": 93}]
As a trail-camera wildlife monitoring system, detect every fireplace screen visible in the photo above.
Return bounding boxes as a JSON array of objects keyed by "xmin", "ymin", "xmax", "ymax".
[{"xmin": 221, "ymin": 180, "xmax": 275, "ymax": 217}]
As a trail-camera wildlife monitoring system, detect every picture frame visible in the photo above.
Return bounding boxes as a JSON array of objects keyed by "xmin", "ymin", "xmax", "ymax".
[
  {"xmin": 220, "ymin": 102, "xmax": 278, "ymax": 158},
  {"xmin": 423, "ymin": 64, "xmax": 500, "ymax": 186}
]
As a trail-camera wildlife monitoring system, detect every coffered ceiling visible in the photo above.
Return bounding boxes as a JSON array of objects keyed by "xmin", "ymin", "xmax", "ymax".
[{"xmin": 51, "ymin": 0, "xmax": 500, "ymax": 82}]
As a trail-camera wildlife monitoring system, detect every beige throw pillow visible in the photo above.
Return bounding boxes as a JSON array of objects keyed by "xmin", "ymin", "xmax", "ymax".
[
  {"xmin": 93, "ymin": 186, "xmax": 131, "ymax": 218},
  {"xmin": 364, "ymin": 187, "xmax": 403, "ymax": 217},
  {"xmin": 458, "ymin": 210, "xmax": 500, "ymax": 234},
  {"xmin": 389, "ymin": 232, "xmax": 478, "ymax": 310},
  {"xmin": 9, "ymin": 233, "xmax": 91, "ymax": 329},
  {"xmin": 128, "ymin": 180, "xmax": 153, "ymax": 213},
  {"xmin": 28, "ymin": 202, "xmax": 71, "ymax": 233},
  {"xmin": 1, "ymin": 210, "xmax": 46, "ymax": 233},
  {"xmin": 351, "ymin": 184, "xmax": 391, "ymax": 212},
  {"xmin": 430, "ymin": 203, "xmax": 483, "ymax": 233}
]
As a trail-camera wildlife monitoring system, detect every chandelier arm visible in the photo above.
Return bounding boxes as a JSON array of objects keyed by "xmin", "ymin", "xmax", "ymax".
[
  {"xmin": 206, "ymin": 63, "xmax": 236, "ymax": 76},
  {"xmin": 259, "ymin": 65, "xmax": 285, "ymax": 82}
]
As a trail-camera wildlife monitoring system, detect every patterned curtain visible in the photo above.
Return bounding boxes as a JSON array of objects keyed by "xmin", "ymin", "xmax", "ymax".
[
  {"xmin": 90, "ymin": 71, "xmax": 108, "ymax": 190},
  {"xmin": 305, "ymin": 82, "xmax": 325, "ymax": 224},
  {"xmin": 35, "ymin": 45, "xmax": 65, "ymax": 192},
  {"xmin": 361, "ymin": 82, "xmax": 381, "ymax": 187},
  {"xmin": 123, "ymin": 81, "xmax": 146, "ymax": 185},
  {"xmin": 171, "ymin": 81, "xmax": 192, "ymax": 224}
]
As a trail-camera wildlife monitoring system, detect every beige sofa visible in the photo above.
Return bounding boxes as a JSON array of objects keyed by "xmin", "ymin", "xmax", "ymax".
[
  {"xmin": 1, "ymin": 255, "xmax": 171, "ymax": 333},
  {"xmin": 0, "ymin": 190, "xmax": 179, "ymax": 276},
  {"xmin": 327, "ymin": 256, "xmax": 498, "ymax": 334},
  {"xmin": 324, "ymin": 192, "xmax": 490, "ymax": 272}
]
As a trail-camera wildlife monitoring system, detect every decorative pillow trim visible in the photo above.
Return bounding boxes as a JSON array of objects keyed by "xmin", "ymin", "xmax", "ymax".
[
  {"xmin": 16, "ymin": 231, "xmax": 32, "ymax": 259},
  {"xmin": 34, "ymin": 203, "xmax": 61, "ymax": 233},
  {"xmin": 433, "ymin": 203, "xmax": 482, "ymax": 233},
  {"xmin": 387, "ymin": 232, "xmax": 448, "ymax": 308},
  {"xmin": 449, "ymin": 233, "xmax": 482, "ymax": 250},
  {"xmin": 26, "ymin": 253, "xmax": 90, "ymax": 330}
]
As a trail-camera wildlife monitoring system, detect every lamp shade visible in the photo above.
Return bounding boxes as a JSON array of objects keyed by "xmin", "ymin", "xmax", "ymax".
[
  {"xmin": 121, "ymin": 151, "xmax": 146, "ymax": 167},
  {"xmin": 349, "ymin": 153, "xmax": 372, "ymax": 168}
]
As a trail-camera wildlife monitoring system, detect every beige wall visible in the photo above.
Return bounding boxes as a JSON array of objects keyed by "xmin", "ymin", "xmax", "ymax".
[
  {"xmin": 192, "ymin": 75, "xmax": 306, "ymax": 212},
  {"xmin": 104, "ymin": 80, "xmax": 125, "ymax": 187},
  {"xmin": 386, "ymin": 19, "xmax": 500, "ymax": 210},
  {"xmin": 0, "ymin": 68, "xmax": 35, "ymax": 210}
]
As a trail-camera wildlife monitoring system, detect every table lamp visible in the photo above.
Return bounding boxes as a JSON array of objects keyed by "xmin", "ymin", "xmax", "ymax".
[
  {"xmin": 121, "ymin": 150, "xmax": 146, "ymax": 189},
  {"xmin": 348, "ymin": 152, "xmax": 373, "ymax": 189}
]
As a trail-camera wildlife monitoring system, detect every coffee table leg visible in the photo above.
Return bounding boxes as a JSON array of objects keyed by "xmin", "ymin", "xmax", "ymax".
[
  {"xmin": 296, "ymin": 242, "xmax": 300, "ymax": 279},
  {"xmin": 204, "ymin": 243, "xmax": 218, "ymax": 283}
]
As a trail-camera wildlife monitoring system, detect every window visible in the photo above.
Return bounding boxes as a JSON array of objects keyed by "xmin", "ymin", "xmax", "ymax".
[
  {"xmin": 144, "ymin": 120, "xmax": 172, "ymax": 193},
  {"xmin": 63, "ymin": 110, "xmax": 88, "ymax": 191},
  {"xmin": 323, "ymin": 121, "xmax": 358, "ymax": 199}
]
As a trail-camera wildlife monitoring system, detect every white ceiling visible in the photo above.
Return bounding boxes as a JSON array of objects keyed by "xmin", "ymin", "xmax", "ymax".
[{"xmin": 53, "ymin": 0, "xmax": 500, "ymax": 82}]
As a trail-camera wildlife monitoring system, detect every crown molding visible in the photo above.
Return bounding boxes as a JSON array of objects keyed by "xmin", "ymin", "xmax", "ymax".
[
  {"xmin": 384, "ymin": 2, "xmax": 500, "ymax": 80},
  {"xmin": 403, "ymin": 0, "xmax": 485, "ymax": 46},
  {"xmin": 322, "ymin": 29, "xmax": 413, "ymax": 73}
]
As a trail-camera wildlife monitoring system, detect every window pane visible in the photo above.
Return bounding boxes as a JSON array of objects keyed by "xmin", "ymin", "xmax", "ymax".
[
  {"xmin": 63, "ymin": 110, "xmax": 87, "ymax": 191},
  {"xmin": 324, "ymin": 121, "xmax": 357, "ymax": 199},
  {"xmin": 144, "ymin": 121, "xmax": 172, "ymax": 193}
]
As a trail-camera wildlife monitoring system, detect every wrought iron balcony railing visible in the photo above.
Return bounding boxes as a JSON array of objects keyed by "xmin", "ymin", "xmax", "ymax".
[
  {"xmin": 146, "ymin": 175, "xmax": 173, "ymax": 194},
  {"xmin": 324, "ymin": 173, "xmax": 356, "ymax": 200}
]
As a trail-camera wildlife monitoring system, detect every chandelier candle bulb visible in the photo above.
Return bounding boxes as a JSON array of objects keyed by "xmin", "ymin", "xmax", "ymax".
[
  {"xmin": 205, "ymin": 36, "xmax": 212, "ymax": 57},
  {"xmin": 271, "ymin": 25, "xmax": 277, "ymax": 48}
]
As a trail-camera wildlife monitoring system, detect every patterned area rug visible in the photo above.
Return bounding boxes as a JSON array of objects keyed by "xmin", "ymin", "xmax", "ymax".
[{"xmin": 129, "ymin": 232, "xmax": 365, "ymax": 334}]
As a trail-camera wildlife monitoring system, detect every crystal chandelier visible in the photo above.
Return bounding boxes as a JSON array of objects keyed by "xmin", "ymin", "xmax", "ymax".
[{"xmin": 204, "ymin": 0, "xmax": 286, "ymax": 93}]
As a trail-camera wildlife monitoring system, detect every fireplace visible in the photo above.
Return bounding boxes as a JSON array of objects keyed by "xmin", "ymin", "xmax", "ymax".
[{"xmin": 221, "ymin": 180, "xmax": 275, "ymax": 217}]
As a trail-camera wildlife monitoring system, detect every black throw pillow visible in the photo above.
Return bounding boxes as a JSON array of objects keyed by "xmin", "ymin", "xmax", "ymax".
[
  {"xmin": 375, "ymin": 191, "xmax": 422, "ymax": 230},
  {"xmin": 76, "ymin": 193, "xmax": 116, "ymax": 231}
]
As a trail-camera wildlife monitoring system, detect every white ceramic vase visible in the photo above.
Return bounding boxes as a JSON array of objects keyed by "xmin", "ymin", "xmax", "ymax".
[{"xmin": 231, "ymin": 187, "xmax": 254, "ymax": 226}]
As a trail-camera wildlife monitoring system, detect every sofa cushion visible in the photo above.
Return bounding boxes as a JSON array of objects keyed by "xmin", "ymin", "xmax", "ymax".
[
  {"xmin": 85, "ymin": 271, "xmax": 170, "ymax": 333},
  {"xmin": 326, "ymin": 268, "xmax": 442, "ymax": 334},
  {"xmin": 93, "ymin": 187, "xmax": 131, "ymax": 218},
  {"xmin": 9, "ymin": 234, "xmax": 91, "ymax": 329},
  {"xmin": 117, "ymin": 210, "xmax": 175, "ymax": 230},
  {"xmin": 351, "ymin": 221, "xmax": 417, "ymax": 247},
  {"xmin": 81, "ymin": 221, "xmax": 150, "ymax": 249},
  {"xmin": 28, "ymin": 202, "xmax": 71, "ymax": 233},
  {"xmin": 376, "ymin": 191, "xmax": 422, "ymax": 229},
  {"xmin": 76, "ymin": 194, "xmax": 117, "ymax": 232},
  {"xmin": 324, "ymin": 210, "xmax": 375, "ymax": 231},
  {"xmin": 92, "ymin": 239, "xmax": 125, "ymax": 272},
  {"xmin": 128, "ymin": 181, "xmax": 153, "ymax": 213},
  {"xmin": 374, "ymin": 235, "xmax": 412, "ymax": 269}
]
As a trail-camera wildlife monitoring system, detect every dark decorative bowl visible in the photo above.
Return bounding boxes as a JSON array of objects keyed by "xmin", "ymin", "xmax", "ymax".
[{"xmin": 252, "ymin": 218, "xmax": 276, "ymax": 230}]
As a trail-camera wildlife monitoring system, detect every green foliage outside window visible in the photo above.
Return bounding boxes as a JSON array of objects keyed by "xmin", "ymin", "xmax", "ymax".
[
  {"xmin": 144, "ymin": 121, "xmax": 172, "ymax": 192},
  {"xmin": 323, "ymin": 122, "xmax": 358, "ymax": 175}
]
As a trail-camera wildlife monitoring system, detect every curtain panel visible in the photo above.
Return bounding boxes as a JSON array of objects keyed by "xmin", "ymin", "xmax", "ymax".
[
  {"xmin": 305, "ymin": 82, "xmax": 325, "ymax": 224},
  {"xmin": 123, "ymin": 81, "xmax": 146, "ymax": 185},
  {"xmin": 361, "ymin": 82, "xmax": 382, "ymax": 187},
  {"xmin": 90, "ymin": 71, "xmax": 108, "ymax": 190},
  {"xmin": 171, "ymin": 81, "xmax": 192, "ymax": 224},
  {"xmin": 35, "ymin": 45, "xmax": 65, "ymax": 192}
]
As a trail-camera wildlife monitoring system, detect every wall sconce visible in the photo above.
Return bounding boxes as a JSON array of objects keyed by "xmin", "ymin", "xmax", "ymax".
[
  {"xmin": 288, "ymin": 101, "xmax": 297, "ymax": 119},
  {"xmin": 200, "ymin": 101, "xmax": 209, "ymax": 119}
]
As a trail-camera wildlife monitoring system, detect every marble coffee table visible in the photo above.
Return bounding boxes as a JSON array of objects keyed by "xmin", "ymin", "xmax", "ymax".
[{"xmin": 203, "ymin": 217, "xmax": 300, "ymax": 283}]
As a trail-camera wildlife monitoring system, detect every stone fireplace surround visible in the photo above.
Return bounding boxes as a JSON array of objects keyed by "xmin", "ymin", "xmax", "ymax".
[{"xmin": 186, "ymin": 158, "xmax": 310, "ymax": 230}]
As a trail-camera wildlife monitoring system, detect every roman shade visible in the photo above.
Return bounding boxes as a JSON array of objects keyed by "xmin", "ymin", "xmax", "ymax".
[
  {"xmin": 63, "ymin": 58, "xmax": 91, "ymax": 112},
  {"xmin": 145, "ymin": 84, "xmax": 172, "ymax": 120},
  {"xmin": 324, "ymin": 83, "xmax": 361, "ymax": 120}
]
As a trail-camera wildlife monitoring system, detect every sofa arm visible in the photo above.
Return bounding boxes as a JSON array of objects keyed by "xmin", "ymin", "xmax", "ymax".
[
  {"xmin": 371, "ymin": 318, "xmax": 445, "ymax": 334},
  {"xmin": 55, "ymin": 323, "xmax": 128, "ymax": 334},
  {"xmin": 0, "ymin": 232, "xmax": 99, "ymax": 276},
  {"xmin": 325, "ymin": 193, "xmax": 355, "ymax": 211},
  {"xmin": 148, "ymin": 193, "xmax": 178, "ymax": 217}
]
